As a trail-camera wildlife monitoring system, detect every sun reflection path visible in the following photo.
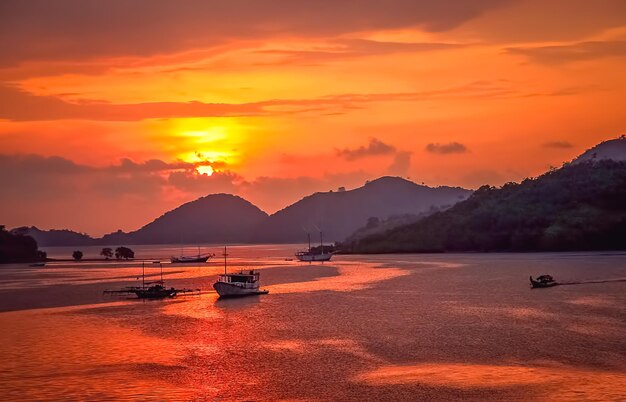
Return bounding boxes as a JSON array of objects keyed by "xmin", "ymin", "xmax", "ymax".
[{"xmin": 265, "ymin": 261, "xmax": 411, "ymax": 294}]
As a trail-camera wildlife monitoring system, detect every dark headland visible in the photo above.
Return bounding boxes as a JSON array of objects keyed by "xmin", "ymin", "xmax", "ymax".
[{"xmin": 340, "ymin": 137, "xmax": 626, "ymax": 253}]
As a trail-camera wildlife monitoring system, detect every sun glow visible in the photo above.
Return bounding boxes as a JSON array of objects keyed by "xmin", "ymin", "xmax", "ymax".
[
  {"xmin": 168, "ymin": 118, "xmax": 246, "ymax": 169},
  {"xmin": 196, "ymin": 165, "xmax": 214, "ymax": 176}
]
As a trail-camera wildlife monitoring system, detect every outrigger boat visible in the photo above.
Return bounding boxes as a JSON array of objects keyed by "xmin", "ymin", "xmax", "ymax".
[
  {"xmin": 530, "ymin": 274, "xmax": 558, "ymax": 288},
  {"xmin": 213, "ymin": 246, "xmax": 269, "ymax": 298},
  {"xmin": 295, "ymin": 232, "xmax": 333, "ymax": 262},
  {"xmin": 104, "ymin": 262, "xmax": 199, "ymax": 299}
]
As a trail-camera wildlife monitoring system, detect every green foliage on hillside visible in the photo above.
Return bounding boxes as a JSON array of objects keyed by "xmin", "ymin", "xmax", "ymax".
[{"xmin": 341, "ymin": 160, "xmax": 626, "ymax": 253}]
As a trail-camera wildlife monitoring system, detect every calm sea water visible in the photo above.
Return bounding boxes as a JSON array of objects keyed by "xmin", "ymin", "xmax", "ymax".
[{"xmin": 0, "ymin": 245, "xmax": 625, "ymax": 401}]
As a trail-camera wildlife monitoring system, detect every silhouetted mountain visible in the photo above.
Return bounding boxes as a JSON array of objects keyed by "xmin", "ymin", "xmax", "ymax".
[
  {"xmin": 9, "ymin": 179, "xmax": 469, "ymax": 246},
  {"xmin": 342, "ymin": 160, "xmax": 626, "ymax": 253},
  {"xmin": 101, "ymin": 194, "xmax": 268, "ymax": 245},
  {"xmin": 254, "ymin": 176, "xmax": 471, "ymax": 243},
  {"xmin": 573, "ymin": 135, "xmax": 626, "ymax": 164},
  {"xmin": 1, "ymin": 225, "xmax": 46, "ymax": 263},
  {"xmin": 11, "ymin": 226, "xmax": 96, "ymax": 247},
  {"xmin": 343, "ymin": 214, "xmax": 424, "ymax": 244}
]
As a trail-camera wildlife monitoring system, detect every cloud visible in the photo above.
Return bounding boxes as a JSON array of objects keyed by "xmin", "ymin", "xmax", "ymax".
[
  {"xmin": 0, "ymin": 154, "xmax": 245, "ymax": 233},
  {"xmin": 0, "ymin": 1, "xmax": 508, "ymax": 66},
  {"xmin": 387, "ymin": 152, "xmax": 412, "ymax": 176},
  {"xmin": 337, "ymin": 138, "xmax": 397, "ymax": 161},
  {"xmin": 0, "ymin": 84, "xmax": 265, "ymax": 121},
  {"xmin": 0, "ymin": 153, "xmax": 376, "ymax": 234},
  {"xmin": 167, "ymin": 170, "xmax": 241, "ymax": 194},
  {"xmin": 425, "ymin": 142, "xmax": 468, "ymax": 154},
  {"xmin": 254, "ymin": 39, "xmax": 466, "ymax": 65},
  {"xmin": 1, "ymin": 80, "xmax": 572, "ymax": 122},
  {"xmin": 543, "ymin": 141, "xmax": 574, "ymax": 149},
  {"xmin": 507, "ymin": 41, "xmax": 626, "ymax": 64}
]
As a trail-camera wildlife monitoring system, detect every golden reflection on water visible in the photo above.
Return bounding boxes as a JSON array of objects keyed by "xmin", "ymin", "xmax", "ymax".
[
  {"xmin": 259, "ymin": 338, "xmax": 383, "ymax": 363},
  {"xmin": 1, "ymin": 249, "xmax": 625, "ymax": 401},
  {"xmin": 566, "ymin": 295, "xmax": 617, "ymax": 308},
  {"xmin": 266, "ymin": 262, "xmax": 410, "ymax": 294},
  {"xmin": 356, "ymin": 363, "xmax": 626, "ymax": 401},
  {"xmin": 0, "ymin": 303, "xmax": 192, "ymax": 401}
]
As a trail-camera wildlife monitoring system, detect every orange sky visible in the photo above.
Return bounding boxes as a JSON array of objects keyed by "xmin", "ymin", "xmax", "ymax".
[{"xmin": 1, "ymin": 0, "xmax": 626, "ymax": 235}]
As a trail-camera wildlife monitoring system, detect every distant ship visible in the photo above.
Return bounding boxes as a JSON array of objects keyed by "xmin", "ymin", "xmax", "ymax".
[
  {"xmin": 213, "ymin": 246, "xmax": 269, "ymax": 298},
  {"xmin": 295, "ymin": 232, "xmax": 333, "ymax": 262},
  {"xmin": 171, "ymin": 245, "xmax": 214, "ymax": 263}
]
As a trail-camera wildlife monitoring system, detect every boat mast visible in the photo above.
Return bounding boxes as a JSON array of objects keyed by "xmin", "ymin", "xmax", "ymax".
[
  {"xmin": 142, "ymin": 262, "xmax": 145, "ymax": 289},
  {"xmin": 308, "ymin": 233, "xmax": 311, "ymax": 253},
  {"xmin": 223, "ymin": 246, "xmax": 227, "ymax": 275},
  {"xmin": 320, "ymin": 231, "xmax": 324, "ymax": 255}
]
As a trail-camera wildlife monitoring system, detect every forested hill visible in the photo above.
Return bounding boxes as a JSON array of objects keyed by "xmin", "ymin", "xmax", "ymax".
[
  {"xmin": 341, "ymin": 160, "xmax": 626, "ymax": 253},
  {"xmin": 0, "ymin": 225, "xmax": 46, "ymax": 263}
]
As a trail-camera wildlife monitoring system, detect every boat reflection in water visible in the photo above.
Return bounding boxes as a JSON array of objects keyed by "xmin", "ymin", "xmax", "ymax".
[{"xmin": 213, "ymin": 246, "xmax": 269, "ymax": 298}]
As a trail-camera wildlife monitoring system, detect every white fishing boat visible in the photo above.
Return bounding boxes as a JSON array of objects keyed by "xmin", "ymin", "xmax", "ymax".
[
  {"xmin": 295, "ymin": 232, "xmax": 333, "ymax": 262},
  {"xmin": 213, "ymin": 247, "xmax": 269, "ymax": 298}
]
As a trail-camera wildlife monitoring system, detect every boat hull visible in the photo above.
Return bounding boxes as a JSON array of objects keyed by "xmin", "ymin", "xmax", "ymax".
[
  {"xmin": 133, "ymin": 289, "xmax": 177, "ymax": 299},
  {"xmin": 295, "ymin": 253, "xmax": 333, "ymax": 262},
  {"xmin": 530, "ymin": 277, "xmax": 558, "ymax": 288},
  {"xmin": 171, "ymin": 256, "xmax": 210, "ymax": 263},
  {"xmin": 213, "ymin": 282, "xmax": 269, "ymax": 298},
  {"xmin": 530, "ymin": 281, "xmax": 558, "ymax": 288}
]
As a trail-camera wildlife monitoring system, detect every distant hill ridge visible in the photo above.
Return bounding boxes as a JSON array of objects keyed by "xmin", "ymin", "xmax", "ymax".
[
  {"xmin": 11, "ymin": 226, "xmax": 96, "ymax": 247},
  {"xmin": 256, "ymin": 176, "xmax": 470, "ymax": 243},
  {"xmin": 12, "ymin": 177, "xmax": 470, "ymax": 246},
  {"xmin": 101, "ymin": 193, "xmax": 268, "ymax": 245},
  {"xmin": 573, "ymin": 135, "xmax": 626, "ymax": 164},
  {"xmin": 342, "ymin": 139, "xmax": 626, "ymax": 253}
]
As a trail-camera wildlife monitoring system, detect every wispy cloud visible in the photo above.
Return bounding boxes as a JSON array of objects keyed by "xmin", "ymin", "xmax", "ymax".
[
  {"xmin": 337, "ymin": 138, "xmax": 396, "ymax": 160},
  {"xmin": 0, "ymin": 1, "xmax": 507, "ymax": 66},
  {"xmin": 543, "ymin": 141, "xmax": 574, "ymax": 149},
  {"xmin": 254, "ymin": 39, "xmax": 466, "ymax": 65},
  {"xmin": 425, "ymin": 142, "xmax": 468, "ymax": 154},
  {"xmin": 507, "ymin": 41, "xmax": 626, "ymax": 64},
  {"xmin": 387, "ymin": 151, "xmax": 412, "ymax": 176},
  {"xmin": 0, "ymin": 81, "xmax": 539, "ymax": 122}
]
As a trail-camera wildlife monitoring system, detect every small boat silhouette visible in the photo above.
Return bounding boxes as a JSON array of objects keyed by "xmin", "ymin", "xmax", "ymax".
[{"xmin": 530, "ymin": 274, "xmax": 558, "ymax": 288}]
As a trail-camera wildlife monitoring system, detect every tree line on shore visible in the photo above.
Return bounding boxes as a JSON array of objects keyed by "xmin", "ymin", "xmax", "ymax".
[
  {"xmin": 72, "ymin": 247, "xmax": 135, "ymax": 261},
  {"xmin": 0, "ymin": 226, "xmax": 137, "ymax": 263}
]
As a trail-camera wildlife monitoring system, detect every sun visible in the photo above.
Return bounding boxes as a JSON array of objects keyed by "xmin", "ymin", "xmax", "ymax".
[
  {"xmin": 170, "ymin": 118, "xmax": 245, "ymax": 169},
  {"xmin": 196, "ymin": 165, "xmax": 214, "ymax": 176}
]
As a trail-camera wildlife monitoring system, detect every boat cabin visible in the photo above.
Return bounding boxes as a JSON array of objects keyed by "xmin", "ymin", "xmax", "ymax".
[{"xmin": 217, "ymin": 270, "xmax": 260, "ymax": 288}]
